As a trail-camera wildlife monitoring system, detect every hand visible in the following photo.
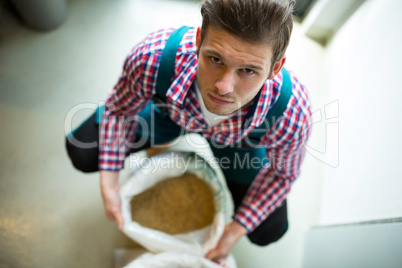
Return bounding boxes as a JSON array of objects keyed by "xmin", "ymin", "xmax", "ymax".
[
  {"xmin": 100, "ymin": 171, "xmax": 124, "ymax": 230},
  {"xmin": 205, "ymin": 221, "xmax": 247, "ymax": 261}
]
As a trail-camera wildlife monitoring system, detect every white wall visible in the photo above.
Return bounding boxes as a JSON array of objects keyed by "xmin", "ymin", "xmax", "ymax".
[{"xmin": 318, "ymin": 0, "xmax": 402, "ymax": 225}]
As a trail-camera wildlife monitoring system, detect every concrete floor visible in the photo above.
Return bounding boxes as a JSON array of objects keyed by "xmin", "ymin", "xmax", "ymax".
[{"xmin": 0, "ymin": 0, "xmax": 326, "ymax": 267}]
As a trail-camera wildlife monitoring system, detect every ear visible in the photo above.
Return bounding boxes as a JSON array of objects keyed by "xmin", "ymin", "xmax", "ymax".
[
  {"xmin": 269, "ymin": 56, "xmax": 286, "ymax": 80},
  {"xmin": 196, "ymin": 26, "xmax": 201, "ymax": 49}
]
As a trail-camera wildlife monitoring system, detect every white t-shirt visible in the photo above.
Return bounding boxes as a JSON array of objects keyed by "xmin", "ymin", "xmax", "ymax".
[{"xmin": 194, "ymin": 80, "xmax": 230, "ymax": 127}]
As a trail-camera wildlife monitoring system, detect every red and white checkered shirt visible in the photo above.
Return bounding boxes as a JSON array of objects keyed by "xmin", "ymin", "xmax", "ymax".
[{"xmin": 99, "ymin": 27, "xmax": 312, "ymax": 232}]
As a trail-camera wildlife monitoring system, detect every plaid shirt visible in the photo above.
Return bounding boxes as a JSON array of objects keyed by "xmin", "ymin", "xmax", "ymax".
[{"xmin": 99, "ymin": 27, "xmax": 312, "ymax": 232}]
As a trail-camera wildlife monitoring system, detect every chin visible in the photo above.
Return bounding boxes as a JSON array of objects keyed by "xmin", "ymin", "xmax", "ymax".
[{"xmin": 206, "ymin": 105, "xmax": 236, "ymax": 116}]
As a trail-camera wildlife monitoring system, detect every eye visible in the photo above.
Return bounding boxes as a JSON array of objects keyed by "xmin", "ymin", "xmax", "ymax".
[
  {"xmin": 210, "ymin": 56, "xmax": 223, "ymax": 64},
  {"xmin": 242, "ymin": 68, "xmax": 256, "ymax": 75}
]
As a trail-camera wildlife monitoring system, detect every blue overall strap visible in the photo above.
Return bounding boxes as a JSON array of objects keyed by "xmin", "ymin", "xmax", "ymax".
[
  {"xmin": 154, "ymin": 26, "xmax": 192, "ymax": 103},
  {"xmin": 247, "ymin": 68, "xmax": 293, "ymax": 145},
  {"xmin": 95, "ymin": 104, "xmax": 105, "ymax": 124}
]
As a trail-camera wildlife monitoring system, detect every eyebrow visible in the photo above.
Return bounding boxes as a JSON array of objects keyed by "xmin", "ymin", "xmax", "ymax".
[{"xmin": 204, "ymin": 48, "xmax": 264, "ymax": 71}]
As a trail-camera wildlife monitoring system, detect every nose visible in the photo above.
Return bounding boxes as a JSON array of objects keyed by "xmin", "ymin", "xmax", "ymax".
[{"xmin": 215, "ymin": 70, "xmax": 235, "ymax": 95}]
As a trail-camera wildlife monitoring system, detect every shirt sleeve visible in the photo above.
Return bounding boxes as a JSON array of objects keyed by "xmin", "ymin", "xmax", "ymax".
[
  {"xmin": 233, "ymin": 93, "xmax": 312, "ymax": 232},
  {"xmin": 98, "ymin": 40, "xmax": 157, "ymax": 171}
]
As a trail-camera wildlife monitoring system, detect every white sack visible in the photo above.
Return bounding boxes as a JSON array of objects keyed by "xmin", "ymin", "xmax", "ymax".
[{"xmin": 120, "ymin": 151, "xmax": 226, "ymax": 255}]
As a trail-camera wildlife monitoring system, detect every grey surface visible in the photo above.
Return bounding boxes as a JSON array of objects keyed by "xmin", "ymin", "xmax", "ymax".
[{"xmin": 303, "ymin": 221, "xmax": 402, "ymax": 268}]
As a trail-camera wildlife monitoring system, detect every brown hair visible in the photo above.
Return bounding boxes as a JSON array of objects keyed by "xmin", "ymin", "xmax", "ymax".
[{"xmin": 200, "ymin": 0, "xmax": 295, "ymax": 66}]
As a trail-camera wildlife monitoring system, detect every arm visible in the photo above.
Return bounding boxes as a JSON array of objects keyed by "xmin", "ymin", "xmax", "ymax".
[
  {"xmin": 235, "ymin": 111, "xmax": 312, "ymax": 232},
  {"xmin": 98, "ymin": 50, "xmax": 154, "ymax": 171},
  {"xmin": 100, "ymin": 170, "xmax": 124, "ymax": 230},
  {"xmin": 98, "ymin": 51, "xmax": 148, "ymax": 228},
  {"xmin": 205, "ymin": 221, "xmax": 247, "ymax": 261},
  {"xmin": 98, "ymin": 32, "xmax": 162, "ymax": 226},
  {"xmin": 98, "ymin": 28, "xmax": 182, "ymax": 170},
  {"xmin": 206, "ymin": 110, "xmax": 311, "ymax": 260}
]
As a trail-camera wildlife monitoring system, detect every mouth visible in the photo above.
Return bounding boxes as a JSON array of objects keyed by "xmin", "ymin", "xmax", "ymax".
[{"xmin": 207, "ymin": 94, "xmax": 233, "ymax": 105}]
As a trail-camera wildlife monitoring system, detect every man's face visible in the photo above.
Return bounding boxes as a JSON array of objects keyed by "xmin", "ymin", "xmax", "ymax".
[{"xmin": 196, "ymin": 26, "xmax": 279, "ymax": 116}]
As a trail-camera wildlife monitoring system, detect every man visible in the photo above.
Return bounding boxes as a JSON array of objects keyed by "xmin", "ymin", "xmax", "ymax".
[{"xmin": 66, "ymin": 0, "xmax": 312, "ymax": 261}]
